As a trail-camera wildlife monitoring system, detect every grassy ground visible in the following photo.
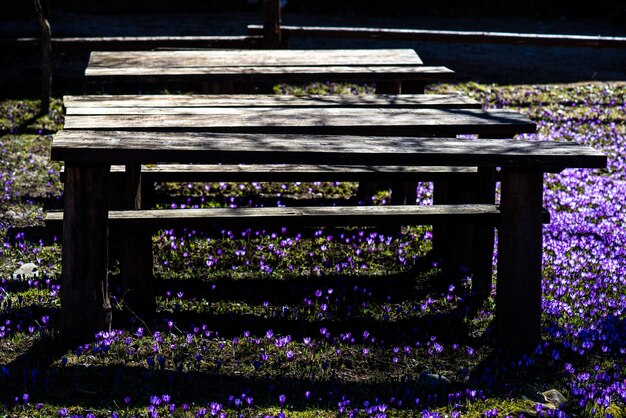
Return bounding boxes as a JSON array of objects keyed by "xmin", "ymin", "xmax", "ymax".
[{"xmin": 0, "ymin": 82, "xmax": 624, "ymax": 417}]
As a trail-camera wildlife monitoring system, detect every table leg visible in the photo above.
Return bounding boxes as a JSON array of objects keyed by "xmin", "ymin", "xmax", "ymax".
[
  {"xmin": 119, "ymin": 164, "xmax": 155, "ymax": 318},
  {"xmin": 390, "ymin": 181, "xmax": 417, "ymax": 205},
  {"xmin": 202, "ymin": 81, "xmax": 235, "ymax": 94},
  {"xmin": 496, "ymin": 169, "xmax": 544, "ymax": 353},
  {"xmin": 363, "ymin": 80, "xmax": 417, "ymax": 204},
  {"xmin": 432, "ymin": 173, "xmax": 482, "ymax": 276},
  {"xmin": 399, "ymin": 81, "xmax": 426, "ymax": 94},
  {"xmin": 60, "ymin": 163, "xmax": 111, "ymax": 341},
  {"xmin": 471, "ymin": 167, "xmax": 497, "ymax": 299}
]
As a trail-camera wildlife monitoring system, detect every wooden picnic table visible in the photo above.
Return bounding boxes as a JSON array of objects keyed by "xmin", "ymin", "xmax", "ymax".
[
  {"xmin": 50, "ymin": 94, "xmax": 606, "ymax": 354},
  {"xmin": 84, "ymin": 49, "xmax": 450, "ymax": 93}
]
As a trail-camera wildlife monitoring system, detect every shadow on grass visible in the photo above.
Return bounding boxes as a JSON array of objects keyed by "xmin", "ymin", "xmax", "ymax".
[
  {"xmin": 0, "ymin": 362, "xmax": 449, "ymax": 409},
  {"xmin": 0, "ymin": 254, "xmax": 502, "ymax": 411},
  {"xmin": 0, "ymin": 334, "xmax": 565, "ymax": 412},
  {"xmin": 108, "ymin": 261, "xmax": 490, "ymax": 347}
]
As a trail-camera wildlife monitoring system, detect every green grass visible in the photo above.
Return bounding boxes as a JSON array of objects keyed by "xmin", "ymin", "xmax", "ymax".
[{"xmin": 0, "ymin": 81, "xmax": 624, "ymax": 417}]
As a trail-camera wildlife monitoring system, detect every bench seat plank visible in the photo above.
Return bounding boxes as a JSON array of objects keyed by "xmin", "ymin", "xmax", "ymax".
[
  {"xmin": 51, "ymin": 131, "xmax": 607, "ymax": 170},
  {"xmin": 43, "ymin": 205, "xmax": 552, "ymax": 233},
  {"xmin": 46, "ymin": 204, "xmax": 500, "ymax": 229},
  {"xmin": 64, "ymin": 94, "xmax": 481, "ymax": 110},
  {"xmin": 87, "ymin": 49, "xmax": 424, "ymax": 68},
  {"xmin": 85, "ymin": 65, "xmax": 454, "ymax": 84},
  {"xmin": 62, "ymin": 108, "xmax": 534, "ymax": 136}
]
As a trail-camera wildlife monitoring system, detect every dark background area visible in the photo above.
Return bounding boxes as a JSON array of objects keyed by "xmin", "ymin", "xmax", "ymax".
[
  {"xmin": 2, "ymin": 0, "xmax": 625, "ymax": 19},
  {"xmin": 1, "ymin": 1, "xmax": 625, "ymax": 98}
]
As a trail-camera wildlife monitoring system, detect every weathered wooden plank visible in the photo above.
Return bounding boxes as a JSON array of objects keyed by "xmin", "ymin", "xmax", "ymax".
[
  {"xmin": 60, "ymin": 163, "xmax": 111, "ymax": 341},
  {"xmin": 248, "ymin": 25, "xmax": 626, "ymax": 49},
  {"xmin": 60, "ymin": 164, "xmax": 478, "ymax": 182},
  {"xmin": 496, "ymin": 169, "xmax": 544, "ymax": 353},
  {"xmin": 46, "ymin": 204, "xmax": 501, "ymax": 229},
  {"xmin": 51, "ymin": 131, "xmax": 606, "ymax": 169},
  {"xmin": 62, "ymin": 108, "xmax": 532, "ymax": 136},
  {"xmin": 64, "ymin": 94, "xmax": 481, "ymax": 110},
  {"xmin": 108, "ymin": 164, "xmax": 478, "ymax": 182},
  {"xmin": 87, "ymin": 49, "xmax": 423, "ymax": 68},
  {"xmin": 67, "ymin": 103, "xmax": 497, "ymax": 116},
  {"xmin": 84, "ymin": 65, "xmax": 452, "ymax": 84}
]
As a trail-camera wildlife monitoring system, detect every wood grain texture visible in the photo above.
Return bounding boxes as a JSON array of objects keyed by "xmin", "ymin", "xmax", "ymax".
[
  {"xmin": 118, "ymin": 164, "xmax": 479, "ymax": 182},
  {"xmin": 496, "ymin": 169, "xmax": 544, "ymax": 353},
  {"xmin": 84, "ymin": 65, "xmax": 452, "ymax": 84},
  {"xmin": 62, "ymin": 108, "xmax": 533, "ymax": 137},
  {"xmin": 64, "ymin": 94, "xmax": 481, "ymax": 110},
  {"xmin": 62, "ymin": 164, "xmax": 479, "ymax": 182},
  {"xmin": 60, "ymin": 163, "xmax": 111, "ymax": 341},
  {"xmin": 87, "ymin": 49, "xmax": 423, "ymax": 68},
  {"xmin": 46, "ymin": 204, "xmax": 501, "ymax": 229},
  {"xmin": 51, "ymin": 131, "xmax": 606, "ymax": 169}
]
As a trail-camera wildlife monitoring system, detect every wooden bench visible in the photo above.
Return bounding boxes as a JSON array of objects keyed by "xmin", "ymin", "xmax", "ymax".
[
  {"xmin": 84, "ymin": 49, "xmax": 450, "ymax": 93},
  {"xmin": 47, "ymin": 130, "xmax": 606, "ymax": 354}
]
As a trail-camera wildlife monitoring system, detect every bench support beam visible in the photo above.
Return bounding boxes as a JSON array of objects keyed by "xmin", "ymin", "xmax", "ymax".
[
  {"xmin": 497, "ymin": 169, "xmax": 544, "ymax": 353},
  {"xmin": 60, "ymin": 163, "xmax": 111, "ymax": 341}
]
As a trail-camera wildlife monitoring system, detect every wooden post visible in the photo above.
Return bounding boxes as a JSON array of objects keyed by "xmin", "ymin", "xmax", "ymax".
[
  {"xmin": 496, "ymin": 169, "xmax": 544, "ymax": 353},
  {"xmin": 390, "ymin": 181, "xmax": 417, "ymax": 205},
  {"xmin": 263, "ymin": 0, "xmax": 281, "ymax": 48},
  {"xmin": 202, "ymin": 81, "xmax": 235, "ymax": 94},
  {"xmin": 375, "ymin": 81, "xmax": 401, "ymax": 95},
  {"xmin": 399, "ymin": 81, "xmax": 425, "ymax": 94},
  {"xmin": 34, "ymin": 0, "xmax": 51, "ymax": 114},
  {"xmin": 471, "ymin": 166, "xmax": 497, "ymax": 298},
  {"xmin": 432, "ymin": 175, "xmax": 479, "ymax": 276},
  {"xmin": 358, "ymin": 80, "xmax": 413, "ymax": 204},
  {"xmin": 61, "ymin": 163, "xmax": 111, "ymax": 341},
  {"xmin": 119, "ymin": 164, "xmax": 155, "ymax": 318}
]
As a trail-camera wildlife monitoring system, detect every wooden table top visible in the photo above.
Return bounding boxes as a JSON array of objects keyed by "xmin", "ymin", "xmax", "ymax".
[
  {"xmin": 52, "ymin": 130, "xmax": 607, "ymax": 171},
  {"xmin": 63, "ymin": 103, "xmax": 535, "ymax": 137},
  {"xmin": 84, "ymin": 49, "xmax": 447, "ymax": 85},
  {"xmin": 87, "ymin": 49, "xmax": 423, "ymax": 68},
  {"xmin": 64, "ymin": 94, "xmax": 481, "ymax": 110}
]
